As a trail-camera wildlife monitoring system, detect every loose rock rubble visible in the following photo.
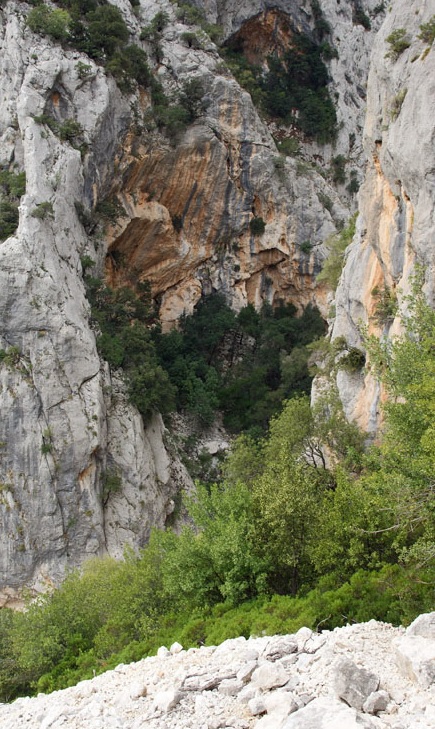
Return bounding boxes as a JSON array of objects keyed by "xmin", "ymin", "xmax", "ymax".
[{"xmin": 2, "ymin": 614, "xmax": 435, "ymax": 728}]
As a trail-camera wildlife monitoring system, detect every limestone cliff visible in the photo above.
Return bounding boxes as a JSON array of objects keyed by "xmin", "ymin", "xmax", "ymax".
[
  {"xmin": 0, "ymin": 0, "xmax": 422, "ymax": 602},
  {"xmin": 107, "ymin": 0, "xmax": 384, "ymax": 327},
  {"xmin": 0, "ymin": 2, "xmax": 192, "ymax": 605},
  {"xmin": 331, "ymin": 1, "xmax": 435, "ymax": 433}
]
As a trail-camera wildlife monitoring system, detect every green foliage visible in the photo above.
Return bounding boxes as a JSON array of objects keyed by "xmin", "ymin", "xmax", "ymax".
[
  {"xmin": 346, "ymin": 170, "xmax": 360, "ymax": 195},
  {"xmin": 106, "ymin": 45, "xmax": 150, "ymax": 92},
  {"xmin": 390, "ymin": 88, "xmax": 407, "ymax": 120},
  {"xmin": 221, "ymin": 30, "xmax": 337, "ymax": 143},
  {"xmin": 31, "ymin": 201, "xmax": 54, "ymax": 220},
  {"xmin": 156, "ymin": 295, "xmax": 325, "ymax": 434},
  {"xmin": 261, "ymin": 34, "xmax": 337, "ymax": 143},
  {"xmin": 140, "ymin": 11, "xmax": 169, "ymax": 62},
  {"xmin": 33, "ymin": 113, "xmax": 85, "ymax": 147},
  {"xmin": 317, "ymin": 214, "xmax": 356, "ymax": 291},
  {"xmin": 150, "ymin": 76, "xmax": 206, "ymax": 142},
  {"xmin": 385, "ymin": 29, "xmax": 411, "ymax": 60},
  {"xmin": 180, "ymin": 31, "xmax": 203, "ymax": 50},
  {"xmin": 94, "ymin": 196, "xmax": 126, "ymax": 226},
  {"xmin": 27, "ymin": 0, "xmax": 150, "ymax": 93},
  {"xmin": 0, "ymin": 202, "xmax": 19, "ymax": 241},
  {"xmin": 249, "ymin": 216, "xmax": 266, "ymax": 235},
  {"xmin": 0, "ymin": 169, "xmax": 26, "ymax": 199},
  {"xmin": 0, "ymin": 346, "xmax": 21, "ymax": 368},
  {"xmin": 80, "ymin": 255, "xmax": 95, "ymax": 273},
  {"xmin": 86, "ymin": 278, "xmax": 175, "ymax": 420},
  {"xmin": 0, "ymin": 168, "xmax": 26, "ymax": 241},
  {"xmin": 58, "ymin": 119, "xmax": 84, "ymax": 142},
  {"xmin": 330, "ymin": 154, "xmax": 346, "ymax": 185},
  {"xmin": 27, "ymin": 6, "xmax": 71, "ymax": 41},
  {"xmin": 101, "ymin": 470, "xmax": 122, "ymax": 506},
  {"xmin": 317, "ymin": 191, "xmax": 333, "ymax": 214},
  {"xmin": 75, "ymin": 60, "xmax": 93, "ymax": 79},
  {"xmin": 175, "ymin": 1, "xmax": 222, "ymax": 42},
  {"xmin": 364, "ymin": 272, "xmax": 435, "ymax": 568},
  {"xmin": 338, "ymin": 346, "xmax": 366, "ymax": 372},
  {"xmin": 352, "ymin": 4, "xmax": 371, "ymax": 30},
  {"xmin": 418, "ymin": 16, "xmax": 435, "ymax": 45},
  {"xmin": 2, "ymin": 284, "xmax": 435, "ymax": 698},
  {"xmin": 299, "ymin": 240, "xmax": 313, "ymax": 255},
  {"xmin": 276, "ymin": 137, "xmax": 300, "ymax": 156},
  {"xmin": 371, "ymin": 285, "xmax": 398, "ymax": 323}
]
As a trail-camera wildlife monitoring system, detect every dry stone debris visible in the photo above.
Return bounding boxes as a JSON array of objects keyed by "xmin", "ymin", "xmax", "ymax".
[{"xmin": 1, "ymin": 614, "xmax": 435, "ymax": 728}]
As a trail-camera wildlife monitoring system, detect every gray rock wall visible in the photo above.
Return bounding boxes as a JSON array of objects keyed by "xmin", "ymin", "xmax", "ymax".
[
  {"xmin": 331, "ymin": 0, "xmax": 435, "ymax": 432},
  {"xmin": 0, "ymin": 2, "xmax": 191, "ymax": 604}
]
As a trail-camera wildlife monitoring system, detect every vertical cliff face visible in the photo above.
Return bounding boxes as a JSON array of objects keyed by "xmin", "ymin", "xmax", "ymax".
[
  {"xmin": 0, "ymin": 3, "xmax": 191, "ymax": 605},
  {"xmin": 107, "ymin": 0, "xmax": 384, "ymax": 328},
  {"xmin": 0, "ymin": 0, "xmax": 425, "ymax": 600},
  {"xmin": 331, "ymin": 1, "xmax": 435, "ymax": 433}
]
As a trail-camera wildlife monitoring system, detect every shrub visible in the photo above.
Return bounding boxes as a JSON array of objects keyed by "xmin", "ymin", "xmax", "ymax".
[
  {"xmin": 346, "ymin": 170, "xmax": 359, "ymax": 195},
  {"xmin": 276, "ymin": 137, "xmax": 300, "ymax": 156},
  {"xmin": 418, "ymin": 16, "xmax": 435, "ymax": 45},
  {"xmin": 85, "ymin": 5, "xmax": 129, "ymax": 59},
  {"xmin": 101, "ymin": 470, "xmax": 122, "ymax": 506},
  {"xmin": 75, "ymin": 61, "xmax": 93, "ymax": 79},
  {"xmin": 330, "ymin": 154, "xmax": 346, "ymax": 185},
  {"xmin": 390, "ymin": 88, "xmax": 407, "ymax": 120},
  {"xmin": 317, "ymin": 191, "xmax": 333, "ymax": 214},
  {"xmin": 352, "ymin": 5, "xmax": 371, "ymax": 30},
  {"xmin": 27, "ymin": 6, "xmax": 71, "ymax": 42},
  {"xmin": 0, "ymin": 170, "xmax": 26, "ymax": 241},
  {"xmin": 180, "ymin": 31, "xmax": 203, "ymax": 49},
  {"xmin": 317, "ymin": 214, "xmax": 356, "ymax": 291},
  {"xmin": 58, "ymin": 119, "xmax": 83, "ymax": 142},
  {"xmin": 249, "ymin": 217, "xmax": 266, "ymax": 235},
  {"xmin": 0, "ymin": 201, "xmax": 19, "ymax": 241},
  {"xmin": 300, "ymin": 240, "xmax": 313, "ymax": 255},
  {"xmin": 80, "ymin": 255, "xmax": 95, "ymax": 273},
  {"xmin": 371, "ymin": 286, "xmax": 398, "ymax": 323},
  {"xmin": 338, "ymin": 347, "xmax": 366, "ymax": 372},
  {"xmin": 31, "ymin": 201, "xmax": 54, "ymax": 220},
  {"xmin": 385, "ymin": 29, "xmax": 411, "ymax": 60}
]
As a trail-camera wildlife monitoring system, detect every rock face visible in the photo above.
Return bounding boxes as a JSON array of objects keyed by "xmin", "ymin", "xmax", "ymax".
[
  {"xmin": 0, "ymin": 1, "xmax": 193, "ymax": 604},
  {"xmin": 0, "ymin": 0, "xmax": 431, "ymax": 598},
  {"xmin": 331, "ymin": 1, "xmax": 435, "ymax": 432},
  {"xmin": 2, "ymin": 615, "xmax": 435, "ymax": 728},
  {"xmin": 108, "ymin": 0, "xmax": 385, "ymax": 328}
]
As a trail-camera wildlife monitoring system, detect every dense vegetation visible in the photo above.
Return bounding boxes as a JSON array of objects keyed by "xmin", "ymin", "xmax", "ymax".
[
  {"xmin": 0, "ymin": 168, "xmax": 26, "ymax": 242},
  {"xmin": 86, "ymin": 274, "xmax": 325, "ymax": 435},
  {"xmin": 26, "ymin": 0, "xmax": 150, "ymax": 92},
  {"xmin": 0, "ymin": 273, "xmax": 434, "ymax": 701},
  {"xmin": 156, "ymin": 296, "xmax": 325, "ymax": 434},
  {"xmin": 222, "ymin": 29, "xmax": 337, "ymax": 143}
]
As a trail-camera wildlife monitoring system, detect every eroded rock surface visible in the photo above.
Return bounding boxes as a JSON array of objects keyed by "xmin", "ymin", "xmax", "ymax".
[{"xmin": 331, "ymin": 0, "xmax": 435, "ymax": 431}]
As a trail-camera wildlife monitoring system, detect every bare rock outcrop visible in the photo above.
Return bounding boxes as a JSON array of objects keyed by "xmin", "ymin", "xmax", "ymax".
[
  {"xmin": 0, "ymin": 2, "xmax": 192, "ymax": 603},
  {"xmin": 331, "ymin": 1, "xmax": 435, "ymax": 431}
]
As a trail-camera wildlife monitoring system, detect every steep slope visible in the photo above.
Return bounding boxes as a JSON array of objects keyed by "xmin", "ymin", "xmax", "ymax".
[
  {"xmin": 331, "ymin": 1, "xmax": 435, "ymax": 433},
  {"xmin": 0, "ymin": 0, "xmax": 393, "ymax": 601},
  {"xmin": 0, "ymin": 2, "xmax": 192, "ymax": 605}
]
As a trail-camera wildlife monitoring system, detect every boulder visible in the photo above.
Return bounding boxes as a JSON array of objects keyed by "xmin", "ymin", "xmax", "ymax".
[
  {"xmin": 406, "ymin": 613, "xmax": 435, "ymax": 640},
  {"xmin": 333, "ymin": 658, "xmax": 379, "ymax": 709},
  {"xmin": 362, "ymin": 690, "xmax": 390, "ymax": 714},
  {"xmin": 394, "ymin": 634, "xmax": 435, "ymax": 688},
  {"xmin": 263, "ymin": 637, "xmax": 298, "ymax": 662},
  {"xmin": 281, "ymin": 697, "xmax": 376, "ymax": 728},
  {"xmin": 251, "ymin": 662, "xmax": 289, "ymax": 691},
  {"xmin": 153, "ymin": 689, "xmax": 183, "ymax": 712}
]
